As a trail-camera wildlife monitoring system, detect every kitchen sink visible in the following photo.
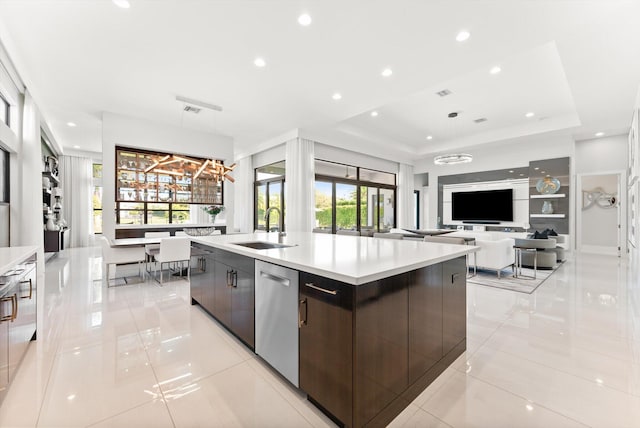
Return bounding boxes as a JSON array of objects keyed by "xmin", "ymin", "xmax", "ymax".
[{"xmin": 232, "ymin": 241, "xmax": 294, "ymax": 250}]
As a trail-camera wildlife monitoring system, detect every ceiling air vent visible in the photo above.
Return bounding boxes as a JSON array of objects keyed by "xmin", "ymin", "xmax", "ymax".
[
  {"xmin": 183, "ymin": 105, "xmax": 202, "ymax": 114},
  {"xmin": 435, "ymin": 89, "xmax": 452, "ymax": 97},
  {"xmin": 474, "ymin": 117, "xmax": 488, "ymax": 123}
]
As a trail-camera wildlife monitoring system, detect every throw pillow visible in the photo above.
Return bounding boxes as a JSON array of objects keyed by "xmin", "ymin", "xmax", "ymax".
[{"xmin": 533, "ymin": 230, "xmax": 548, "ymax": 239}]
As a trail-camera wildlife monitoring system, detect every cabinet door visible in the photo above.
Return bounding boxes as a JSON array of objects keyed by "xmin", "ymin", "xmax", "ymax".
[
  {"xmin": 189, "ymin": 244, "xmax": 214, "ymax": 308},
  {"xmin": 408, "ymin": 264, "xmax": 443, "ymax": 383},
  {"xmin": 213, "ymin": 260, "xmax": 233, "ymax": 328},
  {"xmin": 299, "ymin": 273, "xmax": 353, "ymax": 427},
  {"xmin": 230, "ymin": 268, "xmax": 255, "ymax": 349},
  {"xmin": 9, "ymin": 265, "xmax": 36, "ymax": 379},
  {"xmin": 442, "ymin": 256, "xmax": 467, "ymax": 353}
]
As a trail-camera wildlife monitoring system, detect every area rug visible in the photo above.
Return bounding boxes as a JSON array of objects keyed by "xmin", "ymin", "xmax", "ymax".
[{"xmin": 467, "ymin": 264, "xmax": 560, "ymax": 294}]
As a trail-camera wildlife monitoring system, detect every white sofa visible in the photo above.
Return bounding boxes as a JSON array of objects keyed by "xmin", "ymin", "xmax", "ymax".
[{"xmin": 446, "ymin": 231, "xmax": 524, "ymax": 277}]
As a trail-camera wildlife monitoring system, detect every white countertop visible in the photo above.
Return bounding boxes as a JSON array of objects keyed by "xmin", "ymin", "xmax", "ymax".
[
  {"xmin": 192, "ymin": 232, "xmax": 478, "ymax": 285},
  {"xmin": 0, "ymin": 246, "xmax": 39, "ymax": 274}
]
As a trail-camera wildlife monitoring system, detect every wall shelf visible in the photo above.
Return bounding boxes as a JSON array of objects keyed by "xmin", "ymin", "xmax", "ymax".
[
  {"xmin": 530, "ymin": 214, "xmax": 566, "ymax": 218},
  {"xmin": 530, "ymin": 194, "xmax": 566, "ymax": 199}
]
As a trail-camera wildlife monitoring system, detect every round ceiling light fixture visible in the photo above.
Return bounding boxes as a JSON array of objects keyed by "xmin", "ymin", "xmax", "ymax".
[
  {"xmin": 298, "ymin": 13, "xmax": 312, "ymax": 26},
  {"xmin": 426, "ymin": 135, "xmax": 433, "ymax": 140},
  {"xmin": 456, "ymin": 30, "xmax": 471, "ymax": 42},
  {"xmin": 370, "ymin": 111, "xmax": 378, "ymax": 117},
  {"xmin": 112, "ymin": 0, "xmax": 130, "ymax": 8},
  {"xmin": 490, "ymin": 66, "xmax": 501, "ymax": 74},
  {"xmin": 381, "ymin": 68, "xmax": 393, "ymax": 77},
  {"xmin": 332, "ymin": 93, "xmax": 342, "ymax": 100},
  {"xmin": 433, "ymin": 153, "xmax": 473, "ymax": 165},
  {"xmin": 254, "ymin": 57, "xmax": 266, "ymax": 68}
]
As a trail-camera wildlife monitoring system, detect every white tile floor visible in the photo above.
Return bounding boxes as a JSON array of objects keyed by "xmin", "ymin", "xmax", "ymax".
[{"xmin": 1, "ymin": 246, "xmax": 639, "ymax": 427}]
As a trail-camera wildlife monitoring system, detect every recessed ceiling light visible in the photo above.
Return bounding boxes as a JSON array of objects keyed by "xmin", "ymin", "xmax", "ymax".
[
  {"xmin": 254, "ymin": 57, "xmax": 266, "ymax": 68},
  {"xmin": 332, "ymin": 93, "xmax": 342, "ymax": 101},
  {"xmin": 519, "ymin": 173, "xmax": 525, "ymax": 176},
  {"xmin": 426, "ymin": 135, "xmax": 433, "ymax": 140},
  {"xmin": 112, "ymin": 0, "xmax": 130, "ymax": 9},
  {"xmin": 298, "ymin": 13, "xmax": 312, "ymax": 26},
  {"xmin": 381, "ymin": 68, "xmax": 393, "ymax": 77},
  {"xmin": 456, "ymin": 30, "xmax": 471, "ymax": 42},
  {"xmin": 73, "ymin": 145, "xmax": 80, "ymax": 149},
  {"xmin": 490, "ymin": 66, "xmax": 501, "ymax": 74},
  {"xmin": 509, "ymin": 170, "xmax": 514, "ymax": 173},
  {"xmin": 370, "ymin": 111, "xmax": 378, "ymax": 117},
  {"xmin": 525, "ymin": 112, "xmax": 535, "ymax": 118},
  {"xmin": 541, "ymin": 171, "xmax": 546, "ymax": 174},
  {"xmin": 534, "ymin": 167, "xmax": 539, "ymax": 170},
  {"xmin": 67, "ymin": 122, "xmax": 76, "ymax": 127},
  {"xmin": 595, "ymin": 131, "xmax": 605, "ymax": 137}
]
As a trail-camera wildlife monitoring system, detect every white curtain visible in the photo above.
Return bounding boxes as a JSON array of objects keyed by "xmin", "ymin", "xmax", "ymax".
[
  {"xmin": 285, "ymin": 138, "xmax": 315, "ymax": 232},
  {"xmin": 19, "ymin": 90, "xmax": 44, "ymax": 265},
  {"xmin": 233, "ymin": 156, "xmax": 253, "ymax": 233},
  {"xmin": 60, "ymin": 155, "xmax": 93, "ymax": 247},
  {"xmin": 397, "ymin": 163, "xmax": 415, "ymax": 229}
]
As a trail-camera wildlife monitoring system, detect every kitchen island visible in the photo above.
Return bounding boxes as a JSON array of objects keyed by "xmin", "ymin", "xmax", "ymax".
[{"xmin": 190, "ymin": 232, "xmax": 477, "ymax": 428}]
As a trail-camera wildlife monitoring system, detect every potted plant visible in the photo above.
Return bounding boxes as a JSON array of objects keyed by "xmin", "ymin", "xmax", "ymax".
[{"xmin": 203, "ymin": 205, "xmax": 225, "ymax": 223}]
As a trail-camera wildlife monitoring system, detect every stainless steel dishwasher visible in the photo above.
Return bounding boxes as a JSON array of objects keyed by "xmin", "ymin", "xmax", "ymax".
[{"xmin": 255, "ymin": 260, "xmax": 299, "ymax": 387}]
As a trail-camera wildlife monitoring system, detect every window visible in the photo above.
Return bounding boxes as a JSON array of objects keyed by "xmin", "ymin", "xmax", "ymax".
[
  {"xmin": 0, "ymin": 94, "xmax": 9, "ymax": 127},
  {"xmin": 115, "ymin": 147, "xmax": 226, "ymax": 225},
  {"xmin": 92, "ymin": 163, "xmax": 102, "ymax": 233},
  {"xmin": 314, "ymin": 159, "xmax": 396, "ymax": 234},
  {"xmin": 254, "ymin": 161, "xmax": 285, "ymax": 231}
]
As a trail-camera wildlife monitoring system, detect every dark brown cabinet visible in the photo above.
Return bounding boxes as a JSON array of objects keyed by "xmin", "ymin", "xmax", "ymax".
[
  {"xmin": 442, "ymin": 257, "xmax": 467, "ymax": 352},
  {"xmin": 299, "ymin": 257, "xmax": 467, "ymax": 428},
  {"xmin": 299, "ymin": 273, "xmax": 354, "ymax": 427},
  {"xmin": 189, "ymin": 245, "xmax": 255, "ymax": 349}
]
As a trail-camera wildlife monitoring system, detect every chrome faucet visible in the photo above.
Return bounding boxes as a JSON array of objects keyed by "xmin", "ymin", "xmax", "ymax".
[{"xmin": 264, "ymin": 206, "xmax": 286, "ymax": 243}]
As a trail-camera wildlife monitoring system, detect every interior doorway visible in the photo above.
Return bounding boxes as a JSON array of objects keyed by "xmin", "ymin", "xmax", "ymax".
[{"xmin": 576, "ymin": 172, "xmax": 623, "ymax": 256}]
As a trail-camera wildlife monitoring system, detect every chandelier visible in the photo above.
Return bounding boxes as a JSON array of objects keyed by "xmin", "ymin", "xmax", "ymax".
[
  {"xmin": 433, "ymin": 153, "xmax": 473, "ymax": 165},
  {"xmin": 144, "ymin": 154, "xmax": 236, "ymax": 182}
]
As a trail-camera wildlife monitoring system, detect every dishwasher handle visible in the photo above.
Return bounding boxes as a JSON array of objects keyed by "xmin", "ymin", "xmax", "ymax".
[{"xmin": 260, "ymin": 271, "xmax": 291, "ymax": 287}]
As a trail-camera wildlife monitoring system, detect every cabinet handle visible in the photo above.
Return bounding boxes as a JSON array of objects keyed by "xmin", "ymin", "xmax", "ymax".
[
  {"xmin": 298, "ymin": 298, "xmax": 307, "ymax": 327},
  {"xmin": 0, "ymin": 294, "xmax": 17, "ymax": 322},
  {"xmin": 304, "ymin": 282, "xmax": 337, "ymax": 295},
  {"xmin": 20, "ymin": 278, "xmax": 33, "ymax": 299},
  {"xmin": 226, "ymin": 270, "xmax": 232, "ymax": 287},
  {"xmin": 451, "ymin": 273, "xmax": 460, "ymax": 284},
  {"xmin": 232, "ymin": 271, "xmax": 238, "ymax": 288},
  {"xmin": 260, "ymin": 271, "xmax": 290, "ymax": 286}
]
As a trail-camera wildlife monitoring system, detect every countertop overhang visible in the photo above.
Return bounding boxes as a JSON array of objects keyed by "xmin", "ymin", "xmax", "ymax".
[
  {"xmin": 192, "ymin": 232, "xmax": 478, "ymax": 285},
  {"xmin": 0, "ymin": 246, "xmax": 39, "ymax": 274}
]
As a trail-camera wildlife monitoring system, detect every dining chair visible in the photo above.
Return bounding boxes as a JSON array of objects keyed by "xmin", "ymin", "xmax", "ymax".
[
  {"xmin": 149, "ymin": 237, "xmax": 192, "ymax": 284},
  {"xmin": 144, "ymin": 231, "xmax": 170, "ymax": 262},
  {"xmin": 99, "ymin": 236, "xmax": 146, "ymax": 286}
]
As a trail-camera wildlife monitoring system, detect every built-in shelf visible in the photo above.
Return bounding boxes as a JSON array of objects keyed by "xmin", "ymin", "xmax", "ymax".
[
  {"xmin": 530, "ymin": 193, "xmax": 566, "ymax": 199},
  {"xmin": 530, "ymin": 214, "xmax": 566, "ymax": 218},
  {"xmin": 42, "ymin": 171, "xmax": 59, "ymax": 184}
]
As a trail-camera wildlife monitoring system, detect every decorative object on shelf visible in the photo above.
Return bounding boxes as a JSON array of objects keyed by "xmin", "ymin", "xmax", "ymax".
[
  {"xmin": 541, "ymin": 201, "xmax": 554, "ymax": 214},
  {"xmin": 536, "ymin": 176, "xmax": 561, "ymax": 194},
  {"xmin": 42, "ymin": 176, "xmax": 50, "ymax": 190},
  {"xmin": 45, "ymin": 214, "xmax": 59, "ymax": 231},
  {"xmin": 433, "ymin": 153, "xmax": 473, "ymax": 165},
  {"xmin": 202, "ymin": 205, "xmax": 225, "ymax": 223},
  {"xmin": 582, "ymin": 187, "xmax": 618, "ymax": 210},
  {"xmin": 182, "ymin": 227, "xmax": 216, "ymax": 236}
]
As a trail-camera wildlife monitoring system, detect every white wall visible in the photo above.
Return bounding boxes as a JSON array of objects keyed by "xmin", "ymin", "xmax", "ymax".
[
  {"xmin": 575, "ymin": 134, "xmax": 627, "ymax": 254},
  {"xmin": 415, "ymin": 134, "xmax": 575, "ymax": 229},
  {"xmin": 579, "ymin": 174, "xmax": 620, "ymax": 254},
  {"xmin": 101, "ymin": 112, "xmax": 234, "ymax": 239},
  {"xmin": 315, "ymin": 142, "xmax": 398, "ymax": 174}
]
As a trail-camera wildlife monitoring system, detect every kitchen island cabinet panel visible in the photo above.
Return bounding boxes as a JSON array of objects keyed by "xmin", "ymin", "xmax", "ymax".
[
  {"xmin": 299, "ymin": 273, "xmax": 354, "ymax": 428},
  {"xmin": 408, "ymin": 263, "xmax": 443, "ymax": 383},
  {"xmin": 230, "ymin": 263, "xmax": 255, "ymax": 348},
  {"xmin": 442, "ymin": 257, "xmax": 467, "ymax": 352},
  {"xmin": 354, "ymin": 275, "xmax": 408, "ymax": 427}
]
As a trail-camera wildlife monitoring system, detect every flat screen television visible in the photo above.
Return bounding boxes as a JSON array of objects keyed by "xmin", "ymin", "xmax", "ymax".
[{"xmin": 452, "ymin": 189, "xmax": 513, "ymax": 222}]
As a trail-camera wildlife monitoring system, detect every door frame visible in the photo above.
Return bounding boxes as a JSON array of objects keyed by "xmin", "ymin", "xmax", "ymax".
[{"xmin": 576, "ymin": 170, "xmax": 626, "ymax": 256}]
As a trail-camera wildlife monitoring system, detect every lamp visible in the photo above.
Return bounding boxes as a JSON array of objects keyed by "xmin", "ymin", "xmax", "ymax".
[
  {"xmin": 433, "ymin": 154, "xmax": 473, "ymax": 165},
  {"xmin": 433, "ymin": 111, "xmax": 473, "ymax": 165}
]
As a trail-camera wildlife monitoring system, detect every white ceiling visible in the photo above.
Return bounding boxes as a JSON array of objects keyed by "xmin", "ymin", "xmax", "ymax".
[{"xmin": 0, "ymin": 0, "xmax": 638, "ymax": 160}]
